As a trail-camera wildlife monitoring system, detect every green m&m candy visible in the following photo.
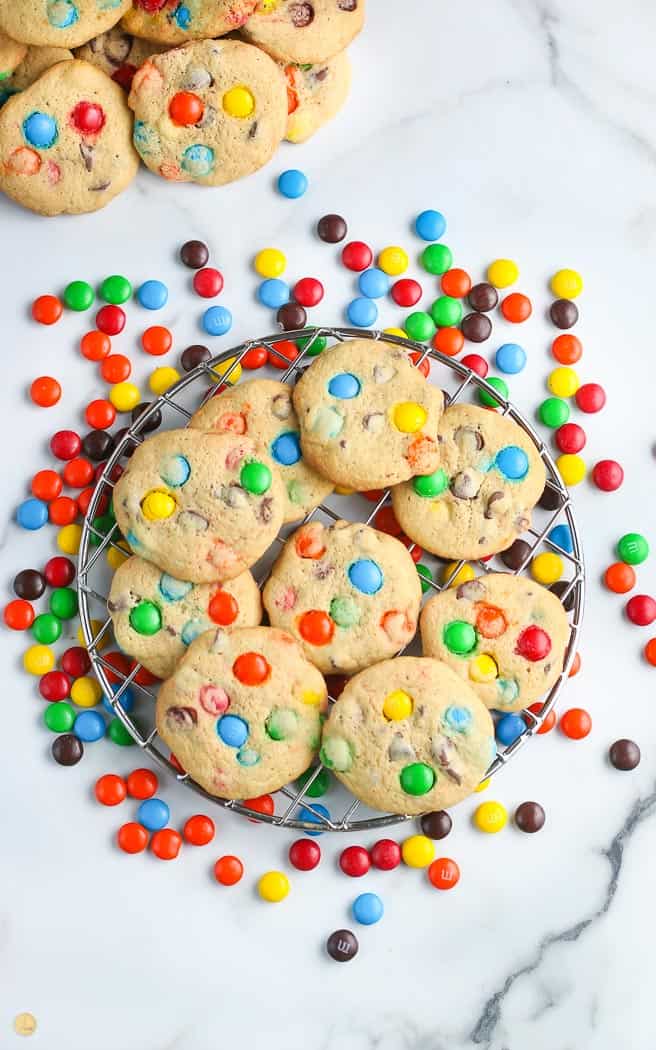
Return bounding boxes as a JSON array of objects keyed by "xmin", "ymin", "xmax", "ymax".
[
  {"xmin": 49, "ymin": 587, "xmax": 78, "ymax": 620},
  {"xmin": 297, "ymin": 332, "xmax": 327, "ymax": 356},
  {"xmin": 413, "ymin": 468, "xmax": 449, "ymax": 499},
  {"xmin": 538, "ymin": 397, "xmax": 570, "ymax": 429},
  {"xmin": 416, "ymin": 564, "xmax": 433, "ymax": 593},
  {"xmin": 100, "ymin": 274, "xmax": 132, "ymax": 305},
  {"xmin": 478, "ymin": 376, "xmax": 509, "ymax": 408},
  {"xmin": 297, "ymin": 766, "xmax": 330, "ymax": 798},
  {"xmin": 31, "ymin": 612, "xmax": 61, "ymax": 645},
  {"xmin": 404, "ymin": 311, "xmax": 436, "ymax": 343},
  {"xmin": 44, "ymin": 701, "xmax": 76, "ymax": 734},
  {"xmin": 430, "ymin": 295, "xmax": 463, "ymax": 328},
  {"xmin": 400, "ymin": 762, "xmax": 436, "ymax": 796},
  {"xmin": 443, "ymin": 620, "xmax": 477, "ymax": 655},
  {"xmin": 129, "ymin": 600, "xmax": 162, "ymax": 635},
  {"xmin": 617, "ymin": 532, "xmax": 649, "ymax": 565},
  {"xmin": 240, "ymin": 460, "xmax": 271, "ymax": 495},
  {"xmin": 329, "ymin": 596, "xmax": 361, "ymax": 628},
  {"xmin": 265, "ymin": 708, "xmax": 298, "ymax": 741},
  {"xmin": 421, "ymin": 243, "xmax": 453, "ymax": 275},
  {"xmin": 108, "ymin": 717, "xmax": 135, "ymax": 746},
  {"xmin": 63, "ymin": 280, "xmax": 94, "ymax": 312}
]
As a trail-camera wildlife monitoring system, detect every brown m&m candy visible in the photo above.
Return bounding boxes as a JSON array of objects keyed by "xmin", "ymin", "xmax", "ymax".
[
  {"xmin": 13, "ymin": 569, "xmax": 46, "ymax": 600},
  {"xmin": 277, "ymin": 302, "xmax": 307, "ymax": 331},
  {"xmin": 550, "ymin": 579, "xmax": 575, "ymax": 612},
  {"xmin": 550, "ymin": 299, "xmax": 579, "ymax": 329},
  {"xmin": 461, "ymin": 312, "xmax": 492, "ymax": 343},
  {"xmin": 500, "ymin": 539, "xmax": 532, "ymax": 572},
  {"xmin": 609, "ymin": 739, "xmax": 641, "ymax": 771},
  {"xmin": 538, "ymin": 483, "xmax": 562, "ymax": 511},
  {"xmin": 420, "ymin": 810, "xmax": 452, "ymax": 839},
  {"xmin": 317, "ymin": 214, "xmax": 347, "ymax": 243},
  {"xmin": 468, "ymin": 283, "xmax": 498, "ymax": 312},
  {"xmin": 514, "ymin": 801, "xmax": 545, "ymax": 833},
  {"xmin": 131, "ymin": 403, "xmax": 162, "ymax": 433},
  {"xmin": 180, "ymin": 240, "xmax": 209, "ymax": 269},
  {"xmin": 181, "ymin": 344, "xmax": 211, "ymax": 372},
  {"xmin": 326, "ymin": 929, "xmax": 358, "ymax": 962},
  {"xmin": 51, "ymin": 734, "xmax": 84, "ymax": 766},
  {"xmin": 82, "ymin": 430, "xmax": 115, "ymax": 462}
]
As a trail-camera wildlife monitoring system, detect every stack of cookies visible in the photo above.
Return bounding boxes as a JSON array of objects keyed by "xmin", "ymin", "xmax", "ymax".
[
  {"xmin": 107, "ymin": 338, "xmax": 571, "ymax": 817},
  {"xmin": 0, "ymin": 0, "xmax": 364, "ymax": 215}
]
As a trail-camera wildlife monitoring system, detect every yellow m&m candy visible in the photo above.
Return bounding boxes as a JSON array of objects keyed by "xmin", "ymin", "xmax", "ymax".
[
  {"xmin": 23, "ymin": 644, "xmax": 55, "ymax": 676},
  {"xmin": 383, "ymin": 327, "xmax": 407, "ymax": 339},
  {"xmin": 378, "ymin": 246, "xmax": 409, "ymax": 276},
  {"xmin": 548, "ymin": 367, "xmax": 579, "ymax": 398},
  {"xmin": 531, "ymin": 551, "xmax": 563, "ymax": 585},
  {"xmin": 109, "ymin": 382, "xmax": 140, "ymax": 412},
  {"xmin": 475, "ymin": 778, "xmax": 491, "ymax": 793},
  {"xmin": 70, "ymin": 676, "xmax": 102, "ymax": 708},
  {"xmin": 141, "ymin": 489, "xmax": 176, "ymax": 521},
  {"xmin": 77, "ymin": 619, "xmax": 109, "ymax": 651},
  {"xmin": 254, "ymin": 247, "xmax": 286, "ymax": 278},
  {"xmin": 301, "ymin": 689, "xmax": 322, "ymax": 706},
  {"xmin": 393, "ymin": 401, "xmax": 427, "ymax": 433},
  {"xmin": 401, "ymin": 834, "xmax": 436, "ymax": 868},
  {"xmin": 557, "ymin": 454, "xmax": 586, "ymax": 487},
  {"xmin": 473, "ymin": 800, "xmax": 507, "ymax": 833},
  {"xmin": 211, "ymin": 356, "xmax": 242, "ymax": 385},
  {"xmin": 57, "ymin": 523, "xmax": 82, "ymax": 555},
  {"xmin": 443, "ymin": 561, "xmax": 475, "ymax": 588},
  {"xmin": 107, "ymin": 541, "xmax": 131, "ymax": 570},
  {"xmin": 258, "ymin": 870, "xmax": 290, "ymax": 902},
  {"xmin": 383, "ymin": 689, "xmax": 413, "ymax": 721},
  {"xmin": 223, "ymin": 86, "xmax": 255, "ymax": 118},
  {"xmin": 149, "ymin": 367, "xmax": 180, "ymax": 396},
  {"xmin": 487, "ymin": 258, "xmax": 519, "ymax": 288},
  {"xmin": 469, "ymin": 653, "xmax": 498, "ymax": 683},
  {"xmin": 550, "ymin": 268, "xmax": 583, "ymax": 299}
]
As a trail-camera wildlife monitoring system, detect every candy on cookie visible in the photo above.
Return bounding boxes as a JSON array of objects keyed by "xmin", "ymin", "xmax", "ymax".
[
  {"xmin": 0, "ymin": 44, "xmax": 72, "ymax": 102},
  {"xmin": 0, "ymin": 31, "xmax": 27, "ymax": 79},
  {"xmin": 241, "ymin": 0, "xmax": 365, "ymax": 65},
  {"xmin": 283, "ymin": 48, "xmax": 350, "ymax": 143},
  {"xmin": 0, "ymin": 0, "xmax": 131, "ymax": 50},
  {"xmin": 74, "ymin": 27, "xmax": 163, "ymax": 90},
  {"xmin": 121, "ymin": 0, "xmax": 257, "ymax": 45}
]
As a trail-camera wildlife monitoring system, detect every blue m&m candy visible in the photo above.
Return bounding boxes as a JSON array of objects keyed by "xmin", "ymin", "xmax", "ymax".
[
  {"xmin": 495, "ymin": 343, "xmax": 526, "ymax": 375},
  {"xmin": 137, "ymin": 280, "xmax": 169, "ymax": 311},
  {"xmin": 182, "ymin": 144, "xmax": 214, "ymax": 177},
  {"xmin": 496, "ymin": 713, "xmax": 526, "ymax": 746},
  {"xmin": 217, "ymin": 714, "xmax": 249, "ymax": 748},
  {"xmin": 102, "ymin": 683, "xmax": 135, "ymax": 716},
  {"xmin": 328, "ymin": 372, "xmax": 361, "ymax": 399},
  {"xmin": 298, "ymin": 803, "xmax": 330, "ymax": 836},
  {"xmin": 202, "ymin": 305, "xmax": 232, "ymax": 336},
  {"xmin": 73, "ymin": 710, "xmax": 106, "ymax": 742},
  {"xmin": 173, "ymin": 3, "xmax": 191, "ymax": 26},
  {"xmin": 347, "ymin": 297, "xmax": 378, "ymax": 327},
  {"xmin": 271, "ymin": 431, "xmax": 301, "ymax": 466},
  {"xmin": 495, "ymin": 446, "xmax": 529, "ymax": 480},
  {"xmin": 352, "ymin": 892, "xmax": 384, "ymax": 926},
  {"xmin": 358, "ymin": 268, "xmax": 389, "ymax": 299},
  {"xmin": 23, "ymin": 111, "xmax": 58, "ymax": 148},
  {"xmin": 348, "ymin": 558, "xmax": 383, "ymax": 595},
  {"xmin": 258, "ymin": 278, "xmax": 290, "ymax": 309},
  {"xmin": 277, "ymin": 168, "xmax": 308, "ymax": 198},
  {"xmin": 160, "ymin": 453, "xmax": 191, "ymax": 487},
  {"xmin": 137, "ymin": 797, "xmax": 170, "ymax": 831},
  {"xmin": 548, "ymin": 523, "xmax": 573, "ymax": 554},
  {"xmin": 415, "ymin": 209, "xmax": 446, "ymax": 241},
  {"xmin": 17, "ymin": 498, "xmax": 48, "ymax": 530}
]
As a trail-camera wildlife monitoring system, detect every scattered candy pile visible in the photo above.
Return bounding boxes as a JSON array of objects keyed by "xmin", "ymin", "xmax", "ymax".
[{"xmin": 4, "ymin": 191, "xmax": 647, "ymax": 962}]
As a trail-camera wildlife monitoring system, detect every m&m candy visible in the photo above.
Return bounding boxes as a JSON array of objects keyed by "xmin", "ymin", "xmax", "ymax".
[
  {"xmin": 214, "ymin": 855, "xmax": 244, "ymax": 885},
  {"xmin": 626, "ymin": 595, "xmax": 656, "ymax": 626},
  {"xmin": 339, "ymin": 845, "xmax": 370, "ymax": 877},
  {"xmin": 30, "ymin": 376, "xmax": 62, "ymax": 407},
  {"xmin": 352, "ymin": 892, "xmax": 384, "ymax": 925},
  {"xmin": 617, "ymin": 533, "xmax": 649, "ymax": 565},
  {"xmin": 575, "ymin": 382, "xmax": 605, "ymax": 413},
  {"xmin": 151, "ymin": 829, "xmax": 182, "ymax": 860},
  {"xmin": 415, "ymin": 209, "xmax": 446, "ymax": 241},
  {"xmin": 4, "ymin": 599, "xmax": 35, "ymax": 631},
  {"xmin": 495, "ymin": 343, "xmax": 526, "ymax": 374},
  {"xmin": 117, "ymin": 822, "xmax": 149, "ymax": 854},
  {"xmin": 95, "ymin": 773, "xmax": 127, "ymax": 806},
  {"xmin": 473, "ymin": 801, "xmax": 507, "ymax": 833},
  {"xmin": 369, "ymin": 838, "xmax": 401, "ymax": 870},
  {"xmin": 550, "ymin": 269, "xmax": 583, "ymax": 299},
  {"xmin": 137, "ymin": 280, "xmax": 169, "ymax": 310},
  {"xmin": 127, "ymin": 768, "xmax": 158, "ymax": 799},
  {"xmin": 277, "ymin": 168, "xmax": 308, "ymax": 198},
  {"xmin": 96, "ymin": 304, "xmax": 126, "ymax": 335},
  {"xmin": 428, "ymin": 857, "xmax": 460, "ymax": 890},
  {"xmin": 32, "ymin": 294, "xmax": 63, "ymax": 325},
  {"xmin": 289, "ymin": 839, "xmax": 321, "ymax": 871},
  {"xmin": 556, "ymin": 422, "xmax": 585, "ymax": 454},
  {"xmin": 501, "ymin": 293, "xmax": 532, "ymax": 323},
  {"xmin": 401, "ymin": 834, "xmax": 435, "ymax": 868},
  {"xmin": 183, "ymin": 814, "xmax": 215, "ymax": 846},
  {"xmin": 592, "ymin": 460, "xmax": 623, "ymax": 492},
  {"xmin": 559, "ymin": 708, "xmax": 592, "ymax": 739},
  {"xmin": 258, "ymin": 870, "xmax": 290, "ymax": 902}
]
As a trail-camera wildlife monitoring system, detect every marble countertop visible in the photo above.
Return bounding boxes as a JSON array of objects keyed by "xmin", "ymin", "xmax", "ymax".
[{"xmin": 2, "ymin": 1, "xmax": 656, "ymax": 1047}]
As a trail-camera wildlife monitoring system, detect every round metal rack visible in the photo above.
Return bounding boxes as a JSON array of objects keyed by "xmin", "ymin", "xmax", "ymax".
[{"xmin": 78, "ymin": 326, "xmax": 584, "ymax": 833}]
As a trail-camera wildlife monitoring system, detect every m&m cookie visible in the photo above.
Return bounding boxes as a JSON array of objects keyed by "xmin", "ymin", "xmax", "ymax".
[
  {"xmin": 293, "ymin": 340, "xmax": 443, "ymax": 490},
  {"xmin": 0, "ymin": 0, "xmax": 130, "ymax": 49},
  {"xmin": 122, "ymin": 0, "xmax": 256, "ymax": 46},
  {"xmin": 74, "ymin": 28, "xmax": 163, "ymax": 88},
  {"xmin": 283, "ymin": 49, "xmax": 350, "ymax": 143},
  {"xmin": 241, "ymin": 0, "xmax": 365, "ymax": 64},
  {"xmin": 320, "ymin": 656, "xmax": 494, "ymax": 815},
  {"xmin": 0, "ymin": 45, "xmax": 73, "ymax": 101},
  {"xmin": 108, "ymin": 555, "xmax": 262, "ymax": 679},
  {"xmin": 156, "ymin": 626, "xmax": 327, "ymax": 798},
  {"xmin": 0, "ymin": 31, "xmax": 27, "ymax": 80},
  {"xmin": 128, "ymin": 39, "xmax": 287, "ymax": 185},
  {"xmin": 392, "ymin": 404, "xmax": 546, "ymax": 560},
  {"xmin": 113, "ymin": 428, "xmax": 285, "ymax": 583},
  {"xmin": 190, "ymin": 378, "xmax": 333, "ymax": 522},
  {"xmin": 420, "ymin": 573, "xmax": 570, "ymax": 712},
  {"xmin": 263, "ymin": 519, "xmax": 422, "ymax": 674},
  {"xmin": 0, "ymin": 59, "xmax": 139, "ymax": 215}
]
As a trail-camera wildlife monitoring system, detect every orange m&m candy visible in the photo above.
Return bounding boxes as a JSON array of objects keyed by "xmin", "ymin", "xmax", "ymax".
[
  {"xmin": 552, "ymin": 334, "xmax": 582, "ymax": 365},
  {"xmin": 475, "ymin": 604, "xmax": 507, "ymax": 638},
  {"xmin": 559, "ymin": 707, "xmax": 592, "ymax": 740},
  {"xmin": 568, "ymin": 652, "xmax": 581, "ymax": 677},
  {"xmin": 151, "ymin": 828, "xmax": 182, "ymax": 860},
  {"xmin": 214, "ymin": 855, "xmax": 244, "ymax": 885},
  {"xmin": 604, "ymin": 562, "xmax": 635, "ymax": 594},
  {"xmin": 117, "ymin": 822, "xmax": 149, "ymax": 854},
  {"xmin": 441, "ymin": 268, "xmax": 471, "ymax": 298},
  {"xmin": 233, "ymin": 651, "xmax": 271, "ymax": 685},
  {"xmin": 244, "ymin": 794, "xmax": 275, "ymax": 823},
  {"xmin": 169, "ymin": 91, "xmax": 204, "ymax": 126},
  {"xmin": 525, "ymin": 702, "xmax": 556, "ymax": 735},
  {"xmin": 30, "ymin": 376, "xmax": 61, "ymax": 407},
  {"xmin": 32, "ymin": 294, "xmax": 63, "ymax": 325},
  {"xmin": 299, "ymin": 610, "xmax": 334, "ymax": 646},
  {"xmin": 80, "ymin": 330, "xmax": 111, "ymax": 361},
  {"xmin": 428, "ymin": 857, "xmax": 460, "ymax": 890},
  {"xmin": 49, "ymin": 496, "xmax": 78, "ymax": 526},
  {"xmin": 501, "ymin": 293, "xmax": 532, "ymax": 323},
  {"xmin": 208, "ymin": 590, "xmax": 239, "ymax": 625},
  {"xmin": 31, "ymin": 469, "xmax": 62, "ymax": 501},
  {"xmin": 183, "ymin": 814, "xmax": 215, "ymax": 846},
  {"xmin": 433, "ymin": 326, "xmax": 464, "ymax": 357},
  {"xmin": 4, "ymin": 599, "xmax": 35, "ymax": 630},
  {"xmin": 644, "ymin": 638, "xmax": 656, "ymax": 666},
  {"xmin": 142, "ymin": 325, "xmax": 172, "ymax": 356}
]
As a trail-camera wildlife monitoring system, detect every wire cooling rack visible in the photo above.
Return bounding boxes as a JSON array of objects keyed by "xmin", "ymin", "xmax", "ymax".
[{"xmin": 78, "ymin": 326, "xmax": 584, "ymax": 833}]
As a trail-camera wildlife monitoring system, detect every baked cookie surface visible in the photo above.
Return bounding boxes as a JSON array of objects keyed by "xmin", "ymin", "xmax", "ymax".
[
  {"xmin": 0, "ymin": 59, "xmax": 138, "ymax": 215},
  {"xmin": 241, "ymin": 0, "xmax": 364, "ymax": 64},
  {"xmin": 156, "ymin": 626, "xmax": 328, "ymax": 798},
  {"xmin": 292, "ymin": 340, "xmax": 444, "ymax": 490},
  {"xmin": 190, "ymin": 378, "xmax": 334, "ymax": 523},
  {"xmin": 74, "ymin": 27, "xmax": 162, "ymax": 88},
  {"xmin": 128, "ymin": 39, "xmax": 287, "ymax": 185},
  {"xmin": 320, "ymin": 656, "xmax": 495, "ymax": 815},
  {"xmin": 0, "ymin": 0, "xmax": 130, "ymax": 50},
  {"xmin": 0, "ymin": 44, "xmax": 72, "ymax": 101},
  {"xmin": 392, "ymin": 403, "xmax": 546, "ymax": 560},
  {"xmin": 113, "ymin": 428, "xmax": 285, "ymax": 584},
  {"xmin": 283, "ymin": 48, "xmax": 350, "ymax": 142},
  {"xmin": 0, "ymin": 31, "xmax": 27, "ymax": 78},
  {"xmin": 420, "ymin": 572, "xmax": 570, "ymax": 713},
  {"xmin": 108, "ymin": 555, "xmax": 262, "ymax": 679},
  {"xmin": 263, "ymin": 519, "xmax": 422, "ymax": 674},
  {"xmin": 122, "ymin": 0, "xmax": 256, "ymax": 45}
]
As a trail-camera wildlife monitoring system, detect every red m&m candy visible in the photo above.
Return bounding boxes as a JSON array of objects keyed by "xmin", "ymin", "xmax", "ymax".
[
  {"xmin": 339, "ymin": 845, "xmax": 370, "ymax": 877},
  {"xmin": 591, "ymin": 460, "xmax": 623, "ymax": 492},
  {"xmin": 289, "ymin": 838, "xmax": 321, "ymax": 871},
  {"xmin": 50, "ymin": 430, "xmax": 82, "ymax": 460},
  {"xmin": 96, "ymin": 305, "xmax": 126, "ymax": 336},
  {"xmin": 370, "ymin": 838, "xmax": 401, "ymax": 870},
  {"xmin": 515, "ymin": 625, "xmax": 551, "ymax": 661},
  {"xmin": 575, "ymin": 382, "xmax": 605, "ymax": 413},
  {"xmin": 341, "ymin": 241, "xmax": 373, "ymax": 272},
  {"xmin": 71, "ymin": 101, "xmax": 105, "ymax": 133},
  {"xmin": 38, "ymin": 670, "xmax": 70, "ymax": 701},
  {"xmin": 461, "ymin": 353, "xmax": 488, "ymax": 377},
  {"xmin": 244, "ymin": 794, "xmax": 274, "ymax": 822},
  {"xmin": 555, "ymin": 422, "xmax": 586, "ymax": 454},
  {"xmin": 391, "ymin": 278, "xmax": 422, "ymax": 307},
  {"xmin": 626, "ymin": 594, "xmax": 656, "ymax": 626},
  {"xmin": 61, "ymin": 645, "xmax": 91, "ymax": 677},
  {"xmin": 293, "ymin": 277, "xmax": 324, "ymax": 307},
  {"xmin": 525, "ymin": 702, "xmax": 556, "ymax": 735},
  {"xmin": 193, "ymin": 268, "xmax": 224, "ymax": 298}
]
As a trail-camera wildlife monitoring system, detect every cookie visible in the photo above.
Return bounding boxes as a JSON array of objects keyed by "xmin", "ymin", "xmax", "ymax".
[
  {"xmin": 263, "ymin": 519, "xmax": 422, "ymax": 674},
  {"xmin": 113, "ymin": 428, "xmax": 285, "ymax": 584},
  {"xmin": 0, "ymin": 0, "xmax": 130, "ymax": 49},
  {"xmin": 0, "ymin": 44, "xmax": 72, "ymax": 103},
  {"xmin": 0, "ymin": 31, "xmax": 27, "ymax": 78},
  {"xmin": 283, "ymin": 48, "xmax": 350, "ymax": 143},
  {"xmin": 392, "ymin": 404, "xmax": 546, "ymax": 560},
  {"xmin": 108, "ymin": 555, "xmax": 262, "ymax": 679},
  {"xmin": 319, "ymin": 656, "xmax": 495, "ymax": 815},
  {"xmin": 292, "ymin": 340, "xmax": 444, "ymax": 490},
  {"xmin": 128, "ymin": 38, "xmax": 287, "ymax": 185},
  {"xmin": 190, "ymin": 378, "xmax": 334, "ymax": 523},
  {"xmin": 420, "ymin": 572, "xmax": 570, "ymax": 713},
  {"xmin": 74, "ymin": 27, "xmax": 162, "ymax": 89},
  {"xmin": 0, "ymin": 59, "xmax": 139, "ymax": 215},
  {"xmin": 122, "ymin": 0, "xmax": 256, "ymax": 44},
  {"xmin": 156, "ymin": 625, "xmax": 328, "ymax": 798},
  {"xmin": 241, "ymin": 0, "xmax": 365, "ymax": 64}
]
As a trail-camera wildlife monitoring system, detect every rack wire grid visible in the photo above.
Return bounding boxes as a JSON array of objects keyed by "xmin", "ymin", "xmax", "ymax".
[{"xmin": 78, "ymin": 325, "xmax": 584, "ymax": 833}]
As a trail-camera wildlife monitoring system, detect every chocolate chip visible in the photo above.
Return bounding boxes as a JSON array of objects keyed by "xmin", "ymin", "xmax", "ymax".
[
  {"xmin": 468, "ymin": 282, "xmax": 498, "ymax": 312},
  {"xmin": 450, "ymin": 469, "xmax": 481, "ymax": 500},
  {"xmin": 181, "ymin": 344, "xmax": 211, "ymax": 371},
  {"xmin": 514, "ymin": 801, "xmax": 545, "ymax": 833},
  {"xmin": 500, "ymin": 538, "xmax": 532, "ymax": 570},
  {"xmin": 166, "ymin": 706, "xmax": 197, "ymax": 729},
  {"xmin": 182, "ymin": 66, "xmax": 212, "ymax": 92},
  {"xmin": 326, "ymin": 929, "xmax": 358, "ymax": 961},
  {"xmin": 454, "ymin": 425, "xmax": 484, "ymax": 454},
  {"xmin": 550, "ymin": 299, "xmax": 578, "ymax": 329},
  {"xmin": 13, "ymin": 569, "xmax": 46, "ymax": 600},
  {"xmin": 51, "ymin": 734, "xmax": 83, "ymax": 766},
  {"xmin": 103, "ymin": 31, "xmax": 131, "ymax": 64},
  {"xmin": 82, "ymin": 429, "xmax": 115, "ymax": 462},
  {"xmin": 89, "ymin": 181, "xmax": 111, "ymax": 192},
  {"xmin": 248, "ymin": 120, "xmax": 258, "ymax": 139},
  {"xmin": 290, "ymin": 2, "xmax": 314, "ymax": 26},
  {"xmin": 337, "ymin": 0, "xmax": 357, "ymax": 8},
  {"xmin": 131, "ymin": 402, "xmax": 162, "ymax": 433},
  {"xmin": 484, "ymin": 491, "xmax": 505, "ymax": 520},
  {"xmin": 314, "ymin": 67, "xmax": 328, "ymax": 81},
  {"xmin": 277, "ymin": 302, "xmax": 307, "ymax": 331},
  {"xmin": 461, "ymin": 312, "xmax": 492, "ymax": 343},
  {"xmin": 180, "ymin": 240, "xmax": 209, "ymax": 269},
  {"xmin": 317, "ymin": 213, "xmax": 347, "ymax": 243},
  {"xmin": 79, "ymin": 142, "xmax": 94, "ymax": 171},
  {"xmin": 609, "ymin": 738, "xmax": 641, "ymax": 771},
  {"xmin": 257, "ymin": 497, "xmax": 273, "ymax": 523},
  {"xmin": 538, "ymin": 483, "xmax": 562, "ymax": 511},
  {"xmin": 420, "ymin": 810, "xmax": 452, "ymax": 839},
  {"xmin": 550, "ymin": 579, "xmax": 575, "ymax": 612}
]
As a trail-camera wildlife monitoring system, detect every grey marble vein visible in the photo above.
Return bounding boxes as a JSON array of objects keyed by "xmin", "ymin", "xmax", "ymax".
[{"xmin": 469, "ymin": 784, "xmax": 656, "ymax": 1047}]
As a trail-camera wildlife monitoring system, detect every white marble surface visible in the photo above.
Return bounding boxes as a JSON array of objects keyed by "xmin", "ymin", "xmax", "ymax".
[{"xmin": 2, "ymin": 1, "xmax": 656, "ymax": 1047}]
